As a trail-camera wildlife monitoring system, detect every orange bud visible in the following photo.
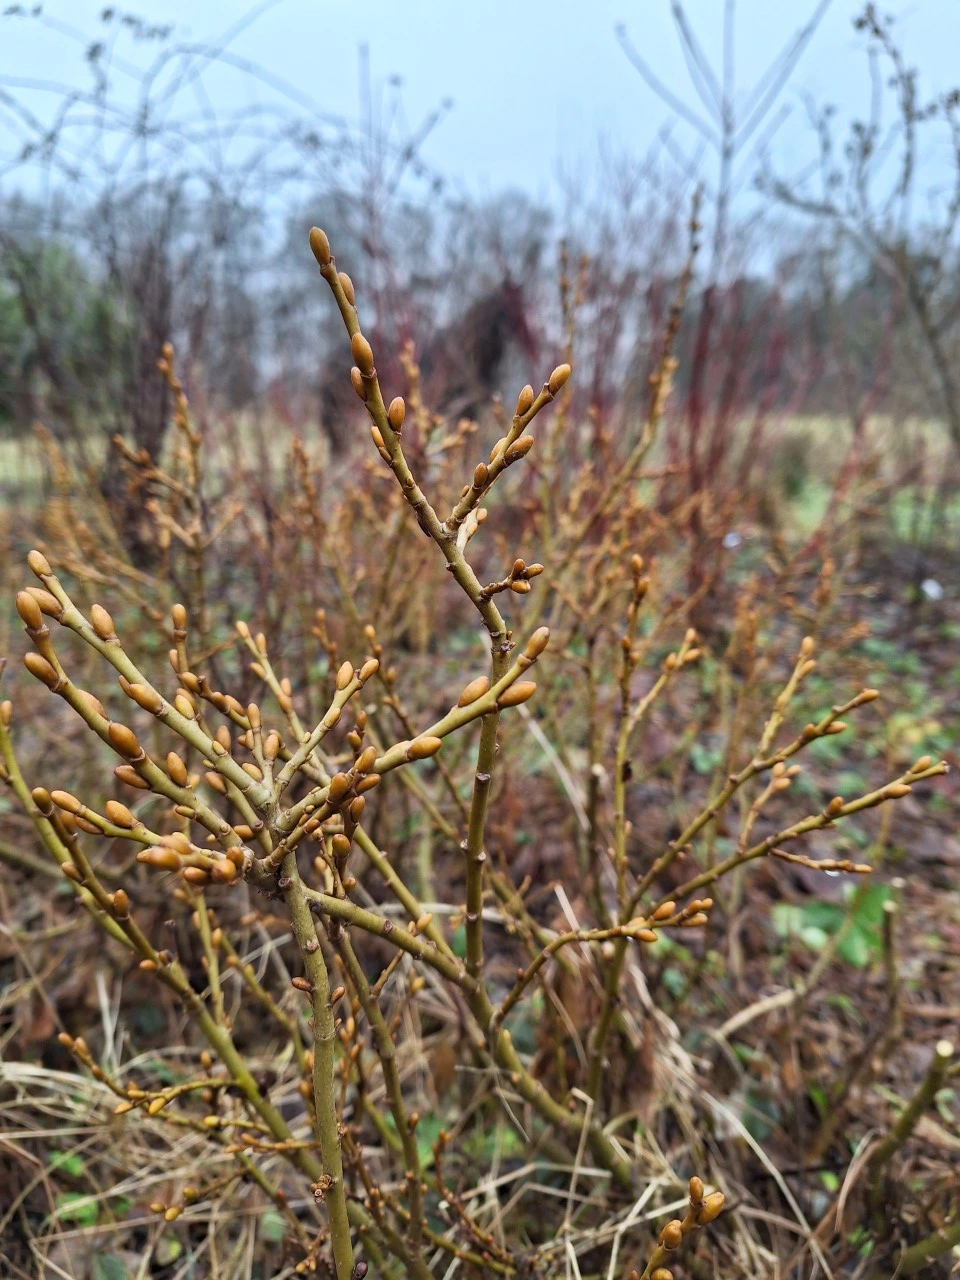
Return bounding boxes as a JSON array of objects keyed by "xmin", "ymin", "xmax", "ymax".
[
  {"xmin": 387, "ymin": 396, "xmax": 405, "ymax": 431},
  {"xmin": 138, "ymin": 847, "xmax": 183, "ymax": 871},
  {"xmin": 27, "ymin": 549, "xmax": 52, "ymax": 577},
  {"xmin": 329, "ymin": 772, "xmax": 351, "ymax": 802},
  {"xmin": 524, "ymin": 626, "xmax": 550, "ymax": 659},
  {"xmin": 696, "ymin": 1191, "xmax": 724, "ymax": 1225},
  {"xmin": 504, "ymin": 435, "xmax": 534, "ymax": 463},
  {"xmin": 653, "ymin": 901, "xmax": 676, "ymax": 920},
  {"xmin": 408, "ymin": 736, "xmax": 443, "ymax": 760},
  {"xmin": 356, "ymin": 746, "xmax": 378, "ymax": 774},
  {"xmin": 338, "ymin": 271, "xmax": 355, "ymax": 305},
  {"xmin": 658, "ymin": 1220, "xmax": 683, "ymax": 1249},
  {"xmin": 516, "ymin": 384, "xmax": 535, "ymax": 415},
  {"xmin": 356, "ymin": 773, "xmax": 380, "ymax": 794},
  {"xmin": 336, "ymin": 661, "xmax": 355, "ymax": 691},
  {"xmin": 90, "ymin": 604, "xmax": 116, "ymax": 640},
  {"xmin": 548, "ymin": 363, "xmax": 571, "ymax": 394},
  {"xmin": 171, "ymin": 603, "xmax": 187, "ymax": 631},
  {"xmin": 359, "ymin": 657, "xmax": 379, "ymax": 682},
  {"xmin": 689, "ymin": 1176, "xmax": 704, "ymax": 1204},
  {"xmin": 15, "ymin": 591, "xmax": 43, "ymax": 630},
  {"xmin": 24, "ymin": 652, "xmax": 59, "ymax": 688},
  {"xmin": 210, "ymin": 858, "xmax": 238, "ymax": 884},
  {"xmin": 115, "ymin": 765, "xmax": 150, "ymax": 790},
  {"xmin": 498, "ymin": 681, "xmax": 536, "ymax": 708},
  {"xmin": 351, "ymin": 332, "xmax": 375, "ymax": 376},
  {"xmin": 309, "ymin": 226, "xmax": 332, "ymax": 266},
  {"xmin": 126, "ymin": 683, "xmax": 163, "ymax": 714},
  {"xmin": 51, "ymin": 790, "xmax": 83, "ymax": 814},
  {"xmin": 105, "ymin": 800, "xmax": 137, "ymax": 829},
  {"xmin": 331, "ymin": 833, "xmax": 352, "ymax": 858},
  {"xmin": 458, "ymin": 676, "xmax": 490, "ymax": 706},
  {"xmin": 181, "ymin": 867, "xmax": 209, "ymax": 885},
  {"xmin": 111, "ymin": 889, "xmax": 130, "ymax": 917},
  {"xmin": 107, "ymin": 722, "xmax": 143, "ymax": 760},
  {"xmin": 26, "ymin": 586, "xmax": 62, "ymax": 617}
]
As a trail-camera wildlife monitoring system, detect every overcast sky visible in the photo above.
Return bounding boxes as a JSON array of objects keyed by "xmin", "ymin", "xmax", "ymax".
[{"xmin": 3, "ymin": 1, "xmax": 959, "ymax": 205}]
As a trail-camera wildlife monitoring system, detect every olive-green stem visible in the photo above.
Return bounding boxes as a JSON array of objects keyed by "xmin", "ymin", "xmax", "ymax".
[
  {"xmin": 279, "ymin": 851, "xmax": 355, "ymax": 1280},
  {"xmin": 336, "ymin": 935, "xmax": 429, "ymax": 1271}
]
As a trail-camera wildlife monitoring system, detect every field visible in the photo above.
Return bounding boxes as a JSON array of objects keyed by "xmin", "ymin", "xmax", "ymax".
[{"xmin": 1, "ymin": 3, "xmax": 960, "ymax": 1277}]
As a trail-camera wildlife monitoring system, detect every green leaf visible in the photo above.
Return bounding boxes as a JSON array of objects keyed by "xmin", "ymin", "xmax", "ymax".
[
  {"xmin": 155, "ymin": 1236, "xmax": 183, "ymax": 1266},
  {"xmin": 449, "ymin": 924, "xmax": 466, "ymax": 958},
  {"xmin": 260, "ymin": 1209, "xmax": 287, "ymax": 1242},
  {"xmin": 47, "ymin": 1150, "xmax": 85, "ymax": 1178},
  {"xmin": 92, "ymin": 1254, "xmax": 130, "ymax": 1280},
  {"xmin": 838, "ymin": 927, "xmax": 872, "ymax": 968},
  {"xmin": 55, "ymin": 1192, "xmax": 98, "ymax": 1227}
]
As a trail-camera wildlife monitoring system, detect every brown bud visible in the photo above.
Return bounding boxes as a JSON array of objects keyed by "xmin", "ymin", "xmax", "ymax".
[
  {"xmin": 350, "ymin": 367, "xmax": 366, "ymax": 400},
  {"xmin": 90, "ymin": 604, "xmax": 116, "ymax": 640},
  {"xmin": 171, "ymin": 603, "xmax": 187, "ymax": 631},
  {"xmin": 127, "ymin": 683, "xmax": 164, "ymax": 714},
  {"xmin": 166, "ymin": 752, "xmax": 188, "ymax": 786},
  {"xmin": 51, "ymin": 790, "xmax": 83, "ymax": 815},
  {"xmin": 62, "ymin": 862, "xmax": 83, "ymax": 882},
  {"xmin": 800, "ymin": 635, "xmax": 815, "ymax": 657},
  {"xmin": 0, "ymin": 700, "xmax": 11, "ymax": 726},
  {"xmin": 336, "ymin": 661, "xmax": 355, "ymax": 691},
  {"xmin": 658, "ymin": 1220, "xmax": 683, "ymax": 1250},
  {"xmin": 24, "ymin": 652, "xmax": 59, "ymax": 688},
  {"xmin": 351, "ymin": 332, "xmax": 375, "ymax": 376},
  {"xmin": 27, "ymin": 549, "xmax": 52, "ymax": 577},
  {"xmin": 348, "ymin": 796, "xmax": 366, "ymax": 821},
  {"xmin": 115, "ymin": 765, "xmax": 150, "ymax": 790},
  {"xmin": 498, "ymin": 681, "xmax": 537, "ymax": 708},
  {"xmin": 138, "ymin": 847, "xmax": 183, "ymax": 871},
  {"xmin": 329, "ymin": 772, "xmax": 351, "ymax": 802},
  {"xmin": 653, "ymin": 901, "xmax": 676, "ymax": 921},
  {"xmin": 359, "ymin": 657, "xmax": 379, "ymax": 682},
  {"xmin": 210, "ymin": 858, "xmax": 238, "ymax": 884},
  {"xmin": 338, "ymin": 271, "xmax": 355, "ymax": 305},
  {"xmin": 504, "ymin": 435, "xmax": 535, "ymax": 463},
  {"xmin": 173, "ymin": 693, "xmax": 195, "ymax": 719},
  {"xmin": 108, "ymin": 722, "xmax": 143, "ymax": 760},
  {"xmin": 111, "ymin": 889, "xmax": 130, "ymax": 917},
  {"xmin": 26, "ymin": 586, "xmax": 62, "ymax": 618},
  {"xmin": 292, "ymin": 976, "xmax": 312, "ymax": 993},
  {"xmin": 181, "ymin": 867, "xmax": 209, "ymax": 885},
  {"xmin": 105, "ymin": 800, "xmax": 137, "ymax": 829},
  {"xmin": 911, "ymin": 755, "xmax": 932, "ymax": 773},
  {"xmin": 309, "ymin": 226, "xmax": 332, "ymax": 266},
  {"xmin": 408, "ymin": 735, "xmax": 443, "ymax": 760},
  {"xmin": 473, "ymin": 462, "xmax": 489, "ymax": 488},
  {"xmin": 696, "ymin": 1191, "xmax": 725, "ymax": 1225},
  {"xmin": 15, "ymin": 591, "xmax": 43, "ymax": 630},
  {"xmin": 510, "ymin": 579, "xmax": 532, "ymax": 594},
  {"xmin": 885, "ymin": 782, "xmax": 912, "ymax": 798},
  {"xmin": 650, "ymin": 1271, "xmax": 674, "ymax": 1280},
  {"xmin": 264, "ymin": 731, "xmax": 281, "ymax": 761},
  {"xmin": 516, "ymin": 384, "xmax": 535, "ymax": 415},
  {"xmin": 356, "ymin": 773, "xmax": 380, "ymax": 793},
  {"xmin": 387, "ymin": 396, "xmax": 405, "ymax": 431},
  {"xmin": 548, "ymin": 363, "xmax": 572, "ymax": 394},
  {"xmin": 825, "ymin": 796, "xmax": 844, "ymax": 817},
  {"xmin": 241, "ymin": 762, "xmax": 263, "ymax": 782},
  {"xmin": 356, "ymin": 745, "xmax": 378, "ymax": 774},
  {"xmin": 689, "ymin": 1176, "xmax": 704, "ymax": 1205},
  {"xmin": 524, "ymin": 626, "xmax": 550, "ymax": 659},
  {"xmin": 331, "ymin": 833, "xmax": 352, "ymax": 859},
  {"xmin": 458, "ymin": 676, "xmax": 490, "ymax": 706}
]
